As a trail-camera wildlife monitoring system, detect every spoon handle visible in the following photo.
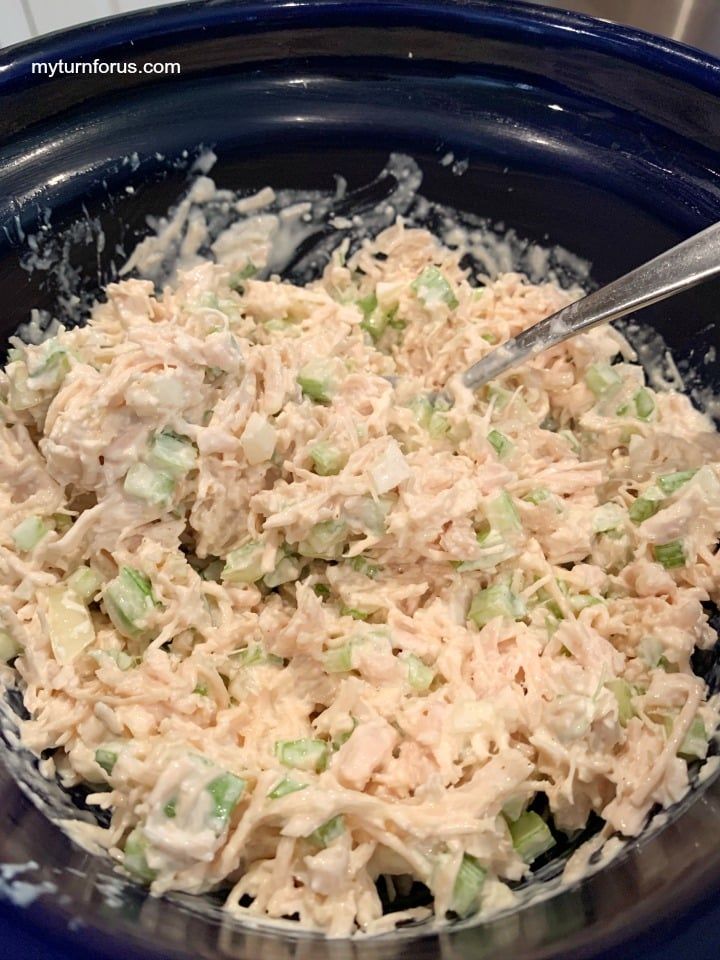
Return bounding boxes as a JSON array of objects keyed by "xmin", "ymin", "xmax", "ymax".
[{"xmin": 461, "ymin": 220, "xmax": 720, "ymax": 391}]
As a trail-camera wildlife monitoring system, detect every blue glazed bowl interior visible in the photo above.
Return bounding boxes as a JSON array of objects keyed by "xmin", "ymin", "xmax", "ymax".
[{"xmin": 1, "ymin": 2, "xmax": 720, "ymax": 959}]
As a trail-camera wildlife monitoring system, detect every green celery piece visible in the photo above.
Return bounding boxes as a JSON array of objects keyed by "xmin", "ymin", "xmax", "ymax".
[
  {"xmin": 95, "ymin": 748, "xmax": 118, "ymax": 775},
  {"xmin": 428, "ymin": 411, "xmax": 450, "ymax": 439},
  {"xmin": 267, "ymin": 777, "xmax": 308, "ymax": 800},
  {"xmin": 206, "ymin": 773, "xmax": 246, "ymax": 825},
  {"xmin": 340, "ymin": 606, "xmax": 369, "ymax": 621},
  {"xmin": 313, "ymin": 583, "xmax": 331, "ymax": 599},
  {"xmin": 229, "ymin": 261, "xmax": 257, "ymax": 290},
  {"xmin": 507, "ymin": 811, "xmax": 555, "ymax": 863},
  {"xmin": 67, "ymin": 566, "xmax": 103, "ymax": 604},
  {"xmin": 276, "ymin": 738, "xmax": 329, "ymax": 772},
  {"xmin": 451, "ymin": 854, "xmax": 486, "ymax": 918},
  {"xmin": 297, "ymin": 360, "xmax": 335, "ymax": 403},
  {"xmin": 124, "ymin": 462, "xmax": 175, "ymax": 506},
  {"xmin": 486, "ymin": 490, "xmax": 522, "ymax": 537},
  {"xmin": 12, "ymin": 516, "xmax": 50, "ymax": 552},
  {"xmin": 409, "ymin": 395, "xmax": 434, "ymax": 428},
  {"xmin": 103, "ymin": 567, "xmax": 156, "ymax": 639},
  {"xmin": 222, "ymin": 541, "xmax": 265, "ymax": 584},
  {"xmin": 585, "ymin": 362, "xmax": 622, "ymax": 398},
  {"xmin": 163, "ymin": 798, "xmax": 177, "ymax": 818},
  {"xmin": 323, "ymin": 643, "xmax": 354, "ymax": 674},
  {"xmin": 148, "ymin": 431, "xmax": 197, "ymax": 479},
  {"xmin": 678, "ymin": 716, "xmax": 708, "ymax": 761},
  {"xmin": 606, "ymin": 679, "xmax": 635, "ymax": 726},
  {"xmin": 653, "ymin": 540, "xmax": 686, "ymax": 569},
  {"xmin": 194, "ymin": 683, "xmax": 209, "ymax": 696},
  {"xmin": 307, "ymin": 815, "xmax": 345, "ymax": 848},
  {"xmin": 404, "ymin": 653, "xmax": 434, "ymax": 692},
  {"xmin": 488, "ymin": 429, "xmax": 512, "ymax": 458},
  {"xmin": 309, "ymin": 442, "xmax": 347, "ymax": 476},
  {"xmin": 657, "ymin": 470, "xmax": 697, "ymax": 495},
  {"xmin": 411, "ymin": 266, "xmax": 459, "ymax": 309},
  {"xmin": 358, "ymin": 294, "xmax": 389, "ymax": 341},
  {"xmin": 523, "ymin": 488, "xmax": 551, "ymax": 506},
  {"xmin": 349, "ymin": 556, "xmax": 381, "ymax": 579},
  {"xmin": 263, "ymin": 555, "xmax": 301, "ymax": 589},
  {"xmin": 629, "ymin": 496, "xmax": 662, "ymax": 524},
  {"xmin": 634, "ymin": 388, "xmax": 655, "ymax": 420},
  {"xmin": 468, "ymin": 584, "xmax": 526, "ymax": 628},
  {"xmin": 297, "ymin": 520, "xmax": 347, "ymax": 560},
  {"xmin": 123, "ymin": 828, "xmax": 157, "ymax": 882}
]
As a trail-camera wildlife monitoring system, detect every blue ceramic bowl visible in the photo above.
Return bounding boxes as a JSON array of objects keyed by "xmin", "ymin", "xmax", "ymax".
[{"xmin": 1, "ymin": 2, "xmax": 720, "ymax": 958}]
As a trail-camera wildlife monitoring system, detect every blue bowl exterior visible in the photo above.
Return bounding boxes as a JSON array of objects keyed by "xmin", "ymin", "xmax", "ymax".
[{"xmin": 0, "ymin": 3, "xmax": 720, "ymax": 959}]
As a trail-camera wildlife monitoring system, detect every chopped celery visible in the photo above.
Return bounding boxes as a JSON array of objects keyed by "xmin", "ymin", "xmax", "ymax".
[
  {"xmin": 523, "ymin": 488, "xmax": 551, "ymax": 506},
  {"xmin": 585, "ymin": 362, "xmax": 622, "ymax": 397},
  {"xmin": 349, "ymin": 556, "xmax": 381, "ymax": 579},
  {"xmin": 308, "ymin": 815, "xmax": 345, "ymax": 847},
  {"xmin": 124, "ymin": 462, "xmax": 175, "ymax": 506},
  {"xmin": 12, "ymin": 516, "xmax": 50, "ymax": 552},
  {"xmin": 0, "ymin": 629, "xmax": 20, "ymax": 663},
  {"xmin": 358, "ymin": 295, "xmax": 389, "ymax": 341},
  {"xmin": 95, "ymin": 748, "xmax": 118, "ymax": 775},
  {"xmin": 488, "ymin": 429, "xmax": 512, "ymax": 458},
  {"xmin": 148, "ymin": 431, "xmax": 197, "ymax": 479},
  {"xmin": 629, "ymin": 496, "xmax": 662, "ymax": 524},
  {"xmin": 340, "ymin": 606, "xmax": 369, "ymax": 621},
  {"xmin": 123, "ymin": 828, "xmax": 156, "ymax": 882},
  {"xmin": 455, "ymin": 529, "xmax": 518, "ymax": 572},
  {"xmin": 67, "ymin": 566, "xmax": 102, "ymax": 603},
  {"xmin": 297, "ymin": 520, "xmax": 347, "ymax": 560},
  {"xmin": 313, "ymin": 583, "xmax": 331, "ymax": 598},
  {"xmin": 486, "ymin": 490, "xmax": 522, "ymax": 537},
  {"xmin": 409, "ymin": 395, "xmax": 434, "ymax": 428},
  {"xmin": 428, "ymin": 411, "xmax": 451, "ymax": 439},
  {"xmin": 487, "ymin": 384, "xmax": 512, "ymax": 410},
  {"xmin": 507, "ymin": 811, "xmax": 555, "ymax": 863},
  {"xmin": 268, "ymin": 777, "xmax": 308, "ymax": 799},
  {"xmin": 193, "ymin": 683, "xmax": 209, "ymax": 696},
  {"xmin": 357, "ymin": 292, "xmax": 378, "ymax": 317},
  {"xmin": 103, "ymin": 567, "xmax": 157, "ymax": 639},
  {"xmin": 658, "ymin": 469, "xmax": 697, "ymax": 495},
  {"xmin": 297, "ymin": 359, "xmax": 336, "ymax": 403},
  {"xmin": 593, "ymin": 502, "xmax": 626, "ymax": 534},
  {"xmin": 309, "ymin": 442, "xmax": 347, "ymax": 476},
  {"xmin": 502, "ymin": 795, "xmax": 527, "ymax": 822},
  {"xmin": 653, "ymin": 540, "xmax": 686, "ymax": 569},
  {"xmin": 164, "ymin": 799, "xmax": 177, "ymax": 819},
  {"xmin": 568, "ymin": 594, "xmax": 602, "ymax": 612},
  {"xmin": 634, "ymin": 388, "xmax": 655, "ymax": 420},
  {"xmin": 468, "ymin": 584, "xmax": 526, "ymax": 628},
  {"xmin": 451, "ymin": 854, "xmax": 486, "ymax": 918},
  {"xmin": 678, "ymin": 716, "xmax": 708, "ymax": 761},
  {"xmin": 263, "ymin": 555, "xmax": 301, "ymax": 589},
  {"xmin": 206, "ymin": 773, "xmax": 246, "ymax": 825},
  {"xmin": 222, "ymin": 541, "xmax": 265, "ymax": 584},
  {"xmin": 323, "ymin": 643, "xmax": 354, "ymax": 674},
  {"xmin": 559, "ymin": 429, "xmax": 581, "ymax": 453},
  {"xmin": 404, "ymin": 653, "xmax": 434, "ymax": 692},
  {"xmin": 233, "ymin": 643, "xmax": 283, "ymax": 667},
  {"xmin": 27, "ymin": 341, "xmax": 70, "ymax": 387},
  {"xmin": 52, "ymin": 513, "xmax": 73, "ymax": 534},
  {"xmin": 229, "ymin": 261, "xmax": 257, "ymax": 290},
  {"xmin": 481, "ymin": 332, "xmax": 497, "ymax": 343},
  {"xmin": 46, "ymin": 584, "xmax": 95, "ymax": 664},
  {"xmin": 411, "ymin": 266, "xmax": 459, "ymax": 309},
  {"xmin": 606, "ymin": 679, "xmax": 635, "ymax": 726},
  {"xmin": 276, "ymin": 738, "xmax": 329, "ymax": 772}
]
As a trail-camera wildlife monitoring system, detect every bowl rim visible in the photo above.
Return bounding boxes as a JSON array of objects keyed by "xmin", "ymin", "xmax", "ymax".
[
  {"xmin": 1, "ymin": 1, "xmax": 720, "ymax": 958},
  {"xmin": 1, "ymin": 0, "xmax": 720, "ymax": 91}
]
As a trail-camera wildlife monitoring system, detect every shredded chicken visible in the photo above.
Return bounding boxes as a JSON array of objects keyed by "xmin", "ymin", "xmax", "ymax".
[{"xmin": 1, "ymin": 217, "xmax": 719, "ymax": 936}]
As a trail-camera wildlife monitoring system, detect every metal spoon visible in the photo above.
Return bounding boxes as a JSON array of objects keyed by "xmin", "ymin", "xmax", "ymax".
[{"xmin": 437, "ymin": 220, "xmax": 720, "ymax": 404}]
